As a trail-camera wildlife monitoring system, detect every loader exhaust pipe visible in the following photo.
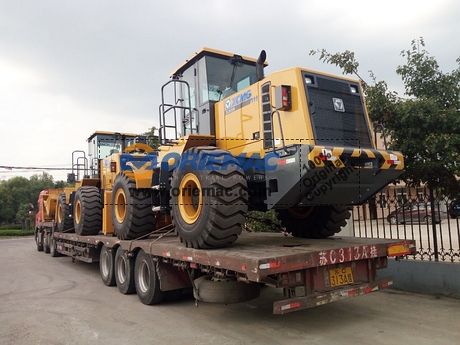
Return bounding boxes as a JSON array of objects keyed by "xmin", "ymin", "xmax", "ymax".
[{"xmin": 256, "ymin": 50, "xmax": 266, "ymax": 81}]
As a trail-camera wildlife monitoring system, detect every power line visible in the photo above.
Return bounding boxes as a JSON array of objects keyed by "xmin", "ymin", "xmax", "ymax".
[{"xmin": 0, "ymin": 166, "xmax": 72, "ymax": 171}]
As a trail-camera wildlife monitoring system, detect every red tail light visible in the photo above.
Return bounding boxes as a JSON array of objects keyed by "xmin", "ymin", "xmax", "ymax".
[{"xmin": 274, "ymin": 85, "xmax": 292, "ymax": 111}]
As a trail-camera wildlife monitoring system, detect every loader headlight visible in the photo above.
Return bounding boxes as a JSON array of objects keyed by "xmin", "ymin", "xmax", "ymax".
[{"xmin": 350, "ymin": 85, "xmax": 358, "ymax": 93}]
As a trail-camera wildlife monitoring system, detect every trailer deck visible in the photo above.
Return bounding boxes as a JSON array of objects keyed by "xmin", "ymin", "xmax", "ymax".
[{"xmin": 52, "ymin": 231, "xmax": 415, "ymax": 314}]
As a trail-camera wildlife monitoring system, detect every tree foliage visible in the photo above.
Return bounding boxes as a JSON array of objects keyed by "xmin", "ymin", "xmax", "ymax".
[
  {"xmin": 311, "ymin": 38, "xmax": 460, "ymax": 198},
  {"xmin": 143, "ymin": 126, "xmax": 159, "ymax": 150},
  {"xmin": 0, "ymin": 172, "xmax": 67, "ymax": 226}
]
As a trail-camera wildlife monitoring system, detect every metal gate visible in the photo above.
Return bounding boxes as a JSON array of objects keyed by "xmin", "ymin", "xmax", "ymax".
[{"xmin": 352, "ymin": 188, "xmax": 460, "ymax": 262}]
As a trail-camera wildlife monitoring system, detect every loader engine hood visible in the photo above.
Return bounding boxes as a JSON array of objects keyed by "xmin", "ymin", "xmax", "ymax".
[{"xmin": 303, "ymin": 71, "xmax": 372, "ymax": 148}]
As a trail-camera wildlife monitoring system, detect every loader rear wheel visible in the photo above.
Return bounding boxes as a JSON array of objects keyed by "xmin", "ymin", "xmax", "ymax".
[
  {"xmin": 112, "ymin": 173, "xmax": 155, "ymax": 240},
  {"xmin": 135, "ymin": 250, "xmax": 165, "ymax": 305},
  {"xmin": 171, "ymin": 147, "xmax": 248, "ymax": 249},
  {"xmin": 100, "ymin": 245, "xmax": 116, "ymax": 286},
  {"xmin": 115, "ymin": 246, "xmax": 136, "ymax": 294},
  {"xmin": 278, "ymin": 205, "xmax": 351, "ymax": 238},
  {"xmin": 74, "ymin": 186, "xmax": 102, "ymax": 236},
  {"xmin": 56, "ymin": 192, "xmax": 73, "ymax": 233}
]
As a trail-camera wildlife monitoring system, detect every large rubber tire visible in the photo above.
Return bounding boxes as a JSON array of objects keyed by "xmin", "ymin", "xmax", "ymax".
[
  {"xmin": 56, "ymin": 192, "xmax": 74, "ymax": 233},
  {"xmin": 278, "ymin": 206, "xmax": 351, "ymax": 238},
  {"xmin": 115, "ymin": 247, "xmax": 136, "ymax": 294},
  {"xmin": 193, "ymin": 275, "xmax": 261, "ymax": 303},
  {"xmin": 49, "ymin": 234, "xmax": 60, "ymax": 257},
  {"xmin": 135, "ymin": 250, "xmax": 165, "ymax": 305},
  {"xmin": 44, "ymin": 232, "xmax": 51, "ymax": 254},
  {"xmin": 100, "ymin": 245, "xmax": 116, "ymax": 286},
  {"xmin": 111, "ymin": 173, "xmax": 155, "ymax": 240},
  {"xmin": 35, "ymin": 229, "xmax": 43, "ymax": 252},
  {"xmin": 74, "ymin": 186, "xmax": 102, "ymax": 236},
  {"xmin": 171, "ymin": 147, "xmax": 248, "ymax": 249}
]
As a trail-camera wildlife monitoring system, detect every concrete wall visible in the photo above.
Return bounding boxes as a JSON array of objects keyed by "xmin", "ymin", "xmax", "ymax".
[{"xmin": 377, "ymin": 259, "xmax": 460, "ymax": 298}]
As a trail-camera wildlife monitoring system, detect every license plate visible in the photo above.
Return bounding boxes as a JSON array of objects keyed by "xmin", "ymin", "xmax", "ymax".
[{"xmin": 329, "ymin": 267, "xmax": 354, "ymax": 287}]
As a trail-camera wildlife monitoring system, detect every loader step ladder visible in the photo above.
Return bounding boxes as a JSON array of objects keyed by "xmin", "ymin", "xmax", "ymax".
[{"xmin": 158, "ymin": 79, "xmax": 196, "ymax": 145}]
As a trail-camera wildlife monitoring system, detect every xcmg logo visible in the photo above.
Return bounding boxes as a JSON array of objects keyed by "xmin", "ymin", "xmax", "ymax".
[
  {"xmin": 225, "ymin": 90, "xmax": 252, "ymax": 109},
  {"xmin": 224, "ymin": 89, "xmax": 257, "ymax": 115}
]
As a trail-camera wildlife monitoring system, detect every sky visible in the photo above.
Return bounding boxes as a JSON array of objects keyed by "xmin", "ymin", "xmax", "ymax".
[{"xmin": 1, "ymin": 0, "xmax": 459, "ymax": 182}]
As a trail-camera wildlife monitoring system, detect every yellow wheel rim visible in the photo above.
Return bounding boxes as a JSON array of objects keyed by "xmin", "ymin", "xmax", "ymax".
[
  {"xmin": 178, "ymin": 173, "xmax": 202, "ymax": 224},
  {"xmin": 114, "ymin": 189, "xmax": 127, "ymax": 223},
  {"xmin": 75, "ymin": 199, "xmax": 81, "ymax": 224},
  {"xmin": 57, "ymin": 203, "xmax": 62, "ymax": 223},
  {"xmin": 288, "ymin": 206, "xmax": 314, "ymax": 219}
]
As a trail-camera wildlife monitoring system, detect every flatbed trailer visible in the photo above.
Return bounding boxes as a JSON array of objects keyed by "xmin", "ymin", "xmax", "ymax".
[{"xmin": 36, "ymin": 228, "xmax": 415, "ymax": 314}]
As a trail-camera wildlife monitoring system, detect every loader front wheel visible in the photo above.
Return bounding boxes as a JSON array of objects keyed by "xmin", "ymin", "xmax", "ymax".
[
  {"xmin": 74, "ymin": 186, "xmax": 102, "ymax": 236},
  {"xmin": 57, "ymin": 192, "xmax": 74, "ymax": 233},
  {"xmin": 278, "ymin": 206, "xmax": 351, "ymax": 238},
  {"xmin": 111, "ymin": 173, "xmax": 155, "ymax": 240},
  {"xmin": 171, "ymin": 147, "xmax": 248, "ymax": 249}
]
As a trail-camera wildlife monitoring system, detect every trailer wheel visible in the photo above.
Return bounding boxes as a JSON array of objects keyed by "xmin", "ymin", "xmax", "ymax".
[
  {"xmin": 112, "ymin": 173, "xmax": 155, "ymax": 240},
  {"xmin": 171, "ymin": 147, "xmax": 248, "ymax": 248},
  {"xmin": 74, "ymin": 186, "xmax": 102, "ymax": 236},
  {"xmin": 100, "ymin": 245, "xmax": 116, "ymax": 286},
  {"xmin": 135, "ymin": 250, "xmax": 165, "ymax": 305},
  {"xmin": 50, "ymin": 234, "xmax": 60, "ymax": 257},
  {"xmin": 56, "ymin": 192, "xmax": 74, "ymax": 233},
  {"xmin": 193, "ymin": 275, "xmax": 261, "ymax": 304},
  {"xmin": 278, "ymin": 206, "xmax": 351, "ymax": 238},
  {"xmin": 44, "ymin": 232, "xmax": 51, "ymax": 254},
  {"xmin": 115, "ymin": 247, "xmax": 136, "ymax": 294},
  {"xmin": 35, "ymin": 229, "xmax": 43, "ymax": 252}
]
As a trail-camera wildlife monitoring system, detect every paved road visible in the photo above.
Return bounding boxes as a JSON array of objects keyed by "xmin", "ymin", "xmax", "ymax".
[{"xmin": 1, "ymin": 237, "xmax": 459, "ymax": 345}]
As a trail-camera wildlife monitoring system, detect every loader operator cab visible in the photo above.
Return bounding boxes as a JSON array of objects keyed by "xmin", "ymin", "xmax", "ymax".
[
  {"xmin": 159, "ymin": 48, "xmax": 267, "ymax": 144},
  {"xmin": 87, "ymin": 131, "xmax": 142, "ymax": 161}
]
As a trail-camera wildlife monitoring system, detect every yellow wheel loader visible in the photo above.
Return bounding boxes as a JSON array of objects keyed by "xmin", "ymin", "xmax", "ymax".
[{"xmin": 65, "ymin": 48, "xmax": 404, "ymax": 249}]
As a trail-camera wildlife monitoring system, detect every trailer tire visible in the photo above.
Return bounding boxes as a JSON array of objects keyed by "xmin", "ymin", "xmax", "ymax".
[
  {"xmin": 100, "ymin": 245, "xmax": 116, "ymax": 286},
  {"xmin": 278, "ymin": 206, "xmax": 351, "ymax": 238},
  {"xmin": 135, "ymin": 250, "xmax": 165, "ymax": 305},
  {"xmin": 50, "ymin": 234, "xmax": 60, "ymax": 257},
  {"xmin": 57, "ymin": 192, "xmax": 74, "ymax": 233},
  {"xmin": 35, "ymin": 229, "xmax": 43, "ymax": 252},
  {"xmin": 74, "ymin": 186, "xmax": 102, "ymax": 236},
  {"xmin": 193, "ymin": 275, "xmax": 261, "ymax": 304},
  {"xmin": 44, "ymin": 232, "xmax": 51, "ymax": 254},
  {"xmin": 112, "ymin": 173, "xmax": 155, "ymax": 240},
  {"xmin": 115, "ymin": 247, "xmax": 136, "ymax": 294},
  {"xmin": 171, "ymin": 147, "xmax": 248, "ymax": 249}
]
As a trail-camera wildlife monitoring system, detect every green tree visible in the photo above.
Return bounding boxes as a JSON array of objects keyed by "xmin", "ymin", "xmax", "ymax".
[
  {"xmin": 310, "ymin": 38, "xmax": 460, "ymax": 198},
  {"xmin": 0, "ymin": 172, "xmax": 64, "ymax": 224},
  {"xmin": 16, "ymin": 202, "xmax": 34, "ymax": 230},
  {"xmin": 143, "ymin": 126, "xmax": 159, "ymax": 149}
]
